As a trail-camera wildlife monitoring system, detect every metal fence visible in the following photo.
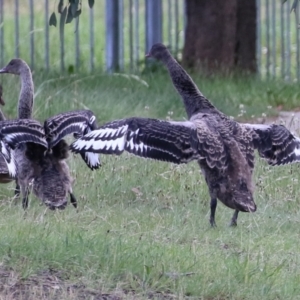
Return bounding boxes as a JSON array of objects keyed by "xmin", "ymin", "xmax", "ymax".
[
  {"xmin": 257, "ymin": 0, "xmax": 300, "ymax": 81},
  {"xmin": 0, "ymin": 0, "xmax": 299, "ymax": 79},
  {"xmin": 0, "ymin": 0, "xmax": 185, "ymax": 73}
]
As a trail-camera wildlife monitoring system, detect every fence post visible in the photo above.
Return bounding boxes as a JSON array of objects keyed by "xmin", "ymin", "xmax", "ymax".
[
  {"xmin": 266, "ymin": 0, "xmax": 270, "ymax": 78},
  {"xmin": 145, "ymin": 0, "xmax": 162, "ymax": 54},
  {"xmin": 75, "ymin": 17, "xmax": 80, "ymax": 69},
  {"xmin": 281, "ymin": 0, "xmax": 285, "ymax": 79},
  {"xmin": 134, "ymin": 0, "xmax": 140, "ymax": 71},
  {"xmin": 256, "ymin": 0, "xmax": 261, "ymax": 77},
  {"xmin": 44, "ymin": 0, "xmax": 49, "ymax": 70},
  {"xmin": 119, "ymin": 0, "xmax": 124, "ymax": 71},
  {"xmin": 29, "ymin": 0, "xmax": 34, "ymax": 69},
  {"xmin": 89, "ymin": 6, "xmax": 94, "ymax": 71},
  {"xmin": 129, "ymin": 0, "xmax": 133, "ymax": 71},
  {"xmin": 106, "ymin": 0, "xmax": 120, "ymax": 73},
  {"xmin": 15, "ymin": 0, "xmax": 19, "ymax": 58},
  {"xmin": 174, "ymin": 0, "xmax": 179, "ymax": 57},
  {"xmin": 286, "ymin": 0, "xmax": 291, "ymax": 82}
]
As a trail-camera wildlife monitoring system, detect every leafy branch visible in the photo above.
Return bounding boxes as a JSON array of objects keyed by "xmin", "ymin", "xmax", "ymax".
[{"xmin": 49, "ymin": 0, "xmax": 94, "ymax": 27}]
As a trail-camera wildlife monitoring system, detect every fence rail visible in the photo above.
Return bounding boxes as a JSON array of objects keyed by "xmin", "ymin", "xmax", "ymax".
[{"xmin": 0, "ymin": 0, "xmax": 299, "ymax": 79}]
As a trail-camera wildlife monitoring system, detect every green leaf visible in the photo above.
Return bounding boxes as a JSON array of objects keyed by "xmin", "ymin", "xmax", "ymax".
[
  {"xmin": 58, "ymin": 0, "xmax": 64, "ymax": 13},
  {"xmin": 74, "ymin": 9, "xmax": 82, "ymax": 18},
  {"xmin": 88, "ymin": 0, "xmax": 94, "ymax": 9},
  {"xmin": 49, "ymin": 12, "xmax": 57, "ymax": 27},
  {"xmin": 66, "ymin": 5, "xmax": 74, "ymax": 23}
]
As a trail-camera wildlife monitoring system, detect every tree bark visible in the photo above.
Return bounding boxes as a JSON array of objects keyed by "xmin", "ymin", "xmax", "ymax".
[
  {"xmin": 182, "ymin": 0, "xmax": 256, "ymax": 73},
  {"xmin": 235, "ymin": 0, "xmax": 257, "ymax": 72}
]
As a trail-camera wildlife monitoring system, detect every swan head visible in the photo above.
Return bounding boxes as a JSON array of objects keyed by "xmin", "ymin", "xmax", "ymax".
[
  {"xmin": 146, "ymin": 43, "xmax": 170, "ymax": 61},
  {"xmin": 0, "ymin": 58, "xmax": 29, "ymax": 75}
]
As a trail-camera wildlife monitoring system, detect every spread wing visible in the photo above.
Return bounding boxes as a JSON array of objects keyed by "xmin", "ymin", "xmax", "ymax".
[
  {"xmin": 44, "ymin": 110, "xmax": 100, "ymax": 170},
  {"xmin": 0, "ymin": 119, "xmax": 48, "ymax": 149},
  {"xmin": 70, "ymin": 118, "xmax": 198, "ymax": 164},
  {"xmin": 243, "ymin": 123, "xmax": 300, "ymax": 165},
  {"xmin": 0, "ymin": 119, "xmax": 47, "ymax": 178}
]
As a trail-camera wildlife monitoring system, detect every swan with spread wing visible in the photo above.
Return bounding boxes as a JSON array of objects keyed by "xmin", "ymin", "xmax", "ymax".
[
  {"xmin": 70, "ymin": 43, "xmax": 300, "ymax": 226},
  {"xmin": 0, "ymin": 110, "xmax": 100, "ymax": 209},
  {"xmin": 0, "ymin": 58, "xmax": 100, "ymax": 209}
]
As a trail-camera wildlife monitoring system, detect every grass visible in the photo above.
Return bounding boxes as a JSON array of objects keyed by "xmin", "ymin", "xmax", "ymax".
[{"xmin": 0, "ymin": 70, "xmax": 300, "ymax": 299}]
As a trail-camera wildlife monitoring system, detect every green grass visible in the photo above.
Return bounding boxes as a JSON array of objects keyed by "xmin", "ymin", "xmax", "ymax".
[
  {"xmin": 1, "ymin": 71, "xmax": 300, "ymax": 299},
  {"xmin": 2, "ymin": 68, "xmax": 300, "ymax": 122}
]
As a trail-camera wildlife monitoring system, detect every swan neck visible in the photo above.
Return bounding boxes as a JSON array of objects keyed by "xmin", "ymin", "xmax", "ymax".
[
  {"xmin": 164, "ymin": 55, "xmax": 216, "ymax": 119},
  {"xmin": 18, "ymin": 67, "xmax": 34, "ymax": 119}
]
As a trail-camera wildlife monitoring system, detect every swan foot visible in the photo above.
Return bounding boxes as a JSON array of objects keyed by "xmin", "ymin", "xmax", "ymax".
[{"xmin": 70, "ymin": 193, "xmax": 77, "ymax": 208}]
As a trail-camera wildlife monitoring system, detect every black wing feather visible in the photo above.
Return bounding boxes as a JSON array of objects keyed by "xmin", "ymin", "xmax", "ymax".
[
  {"xmin": 45, "ymin": 110, "xmax": 97, "ymax": 148},
  {"xmin": 70, "ymin": 117, "xmax": 198, "ymax": 164},
  {"xmin": 45, "ymin": 110, "xmax": 100, "ymax": 170},
  {"xmin": 0, "ymin": 119, "xmax": 47, "ymax": 149},
  {"xmin": 245, "ymin": 123, "xmax": 300, "ymax": 165}
]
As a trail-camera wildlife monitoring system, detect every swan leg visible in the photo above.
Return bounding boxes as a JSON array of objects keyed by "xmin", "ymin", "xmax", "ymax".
[
  {"xmin": 209, "ymin": 198, "xmax": 217, "ymax": 227},
  {"xmin": 22, "ymin": 187, "xmax": 30, "ymax": 209},
  {"xmin": 70, "ymin": 193, "xmax": 77, "ymax": 208},
  {"xmin": 230, "ymin": 210, "xmax": 239, "ymax": 226},
  {"xmin": 14, "ymin": 181, "xmax": 20, "ymax": 198}
]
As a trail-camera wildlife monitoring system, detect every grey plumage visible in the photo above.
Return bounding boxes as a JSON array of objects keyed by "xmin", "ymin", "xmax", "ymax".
[
  {"xmin": 0, "ymin": 111, "xmax": 100, "ymax": 209},
  {"xmin": 0, "ymin": 59, "xmax": 34, "ymax": 119},
  {"xmin": 0, "ymin": 59, "xmax": 100, "ymax": 209},
  {"xmin": 71, "ymin": 43, "xmax": 300, "ymax": 226},
  {"xmin": 0, "ymin": 59, "xmax": 34, "ymax": 195}
]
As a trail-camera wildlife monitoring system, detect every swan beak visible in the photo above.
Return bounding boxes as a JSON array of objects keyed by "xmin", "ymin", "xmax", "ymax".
[{"xmin": 0, "ymin": 67, "xmax": 8, "ymax": 74}]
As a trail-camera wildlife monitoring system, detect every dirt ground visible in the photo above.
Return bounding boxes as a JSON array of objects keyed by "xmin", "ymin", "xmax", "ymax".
[{"xmin": 0, "ymin": 267, "xmax": 177, "ymax": 300}]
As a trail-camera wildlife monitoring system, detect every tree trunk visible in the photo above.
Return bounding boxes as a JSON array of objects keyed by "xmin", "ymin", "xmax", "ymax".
[
  {"xmin": 235, "ymin": 0, "xmax": 257, "ymax": 72},
  {"xmin": 182, "ymin": 0, "xmax": 256, "ymax": 73}
]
